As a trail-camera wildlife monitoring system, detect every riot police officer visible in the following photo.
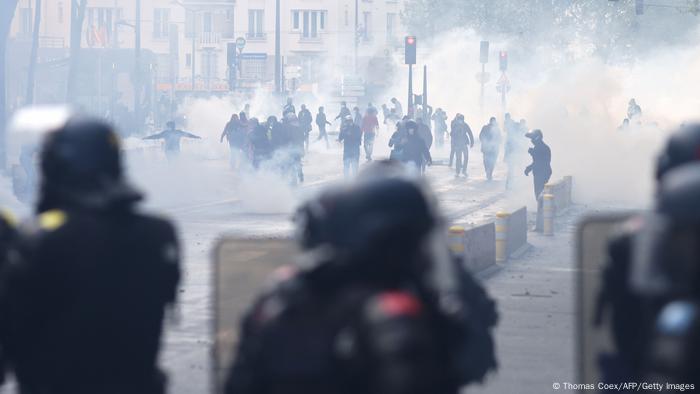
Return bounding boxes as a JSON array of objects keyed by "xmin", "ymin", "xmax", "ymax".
[
  {"xmin": 0, "ymin": 114, "xmax": 181, "ymax": 394},
  {"xmin": 596, "ymin": 123, "xmax": 700, "ymax": 387},
  {"xmin": 224, "ymin": 162, "xmax": 497, "ymax": 394}
]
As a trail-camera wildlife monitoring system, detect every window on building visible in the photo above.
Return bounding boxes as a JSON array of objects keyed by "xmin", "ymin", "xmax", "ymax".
[
  {"xmin": 362, "ymin": 11, "xmax": 371, "ymax": 40},
  {"xmin": 292, "ymin": 11, "xmax": 299, "ymax": 30},
  {"xmin": 186, "ymin": 53, "xmax": 192, "ymax": 68},
  {"xmin": 86, "ymin": 7, "xmax": 114, "ymax": 46},
  {"xmin": 19, "ymin": 8, "xmax": 31, "ymax": 37},
  {"xmin": 185, "ymin": 10, "xmax": 194, "ymax": 38},
  {"xmin": 203, "ymin": 12, "xmax": 212, "ymax": 33},
  {"xmin": 344, "ymin": 8, "xmax": 349, "ymax": 27},
  {"xmin": 201, "ymin": 50, "xmax": 218, "ymax": 79},
  {"xmin": 58, "ymin": 2, "xmax": 64, "ymax": 24},
  {"xmin": 292, "ymin": 10, "xmax": 327, "ymax": 39},
  {"xmin": 386, "ymin": 13, "xmax": 396, "ymax": 40},
  {"xmin": 223, "ymin": 9, "xmax": 234, "ymax": 38},
  {"xmin": 153, "ymin": 8, "xmax": 170, "ymax": 39},
  {"xmin": 248, "ymin": 9, "xmax": 264, "ymax": 38}
]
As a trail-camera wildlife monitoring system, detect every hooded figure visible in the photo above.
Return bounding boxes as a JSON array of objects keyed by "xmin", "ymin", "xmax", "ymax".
[
  {"xmin": 402, "ymin": 120, "xmax": 432, "ymax": 174},
  {"xmin": 524, "ymin": 129, "xmax": 552, "ymax": 200}
]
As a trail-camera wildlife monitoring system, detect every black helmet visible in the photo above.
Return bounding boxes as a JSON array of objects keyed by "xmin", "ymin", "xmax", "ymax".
[
  {"xmin": 38, "ymin": 116, "xmax": 141, "ymax": 212},
  {"xmin": 294, "ymin": 173, "xmax": 439, "ymax": 284},
  {"xmin": 525, "ymin": 129, "xmax": 543, "ymax": 141},
  {"xmin": 655, "ymin": 123, "xmax": 700, "ymax": 181}
]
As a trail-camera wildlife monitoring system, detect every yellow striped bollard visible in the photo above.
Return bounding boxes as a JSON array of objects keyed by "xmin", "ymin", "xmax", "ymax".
[
  {"xmin": 543, "ymin": 194, "xmax": 554, "ymax": 236},
  {"xmin": 448, "ymin": 226, "xmax": 465, "ymax": 258},
  {"xmin": 495, "ymin": 212, "xmax": 509, "ymax": 263}
]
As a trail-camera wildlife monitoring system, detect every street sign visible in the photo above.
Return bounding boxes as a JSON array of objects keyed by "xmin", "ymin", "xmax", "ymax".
[
  {"xmin": 236, "ymin": 36, "xmax": 246, "ymax": 51},
  {"xmin": 496, "ymin": 73, "xmax": 511, "ymax": 93}
]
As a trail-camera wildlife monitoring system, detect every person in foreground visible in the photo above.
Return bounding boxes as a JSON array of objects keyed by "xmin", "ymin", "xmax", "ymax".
[{"xmin": 224, "ymin": 160, "xmax": 498, "ymax": 394}]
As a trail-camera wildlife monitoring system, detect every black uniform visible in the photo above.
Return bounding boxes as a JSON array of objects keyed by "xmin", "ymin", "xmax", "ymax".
[
  {"xmin": 224, "ymin": 174, "xmax": 497, "ymax": 394},
  {"xmin": 596, "ymin": 124, "xmax": 700, "ymax": 386},
  {"xmin": 0, "ymin": 117, "xmax": 180, "ymax": 394}
]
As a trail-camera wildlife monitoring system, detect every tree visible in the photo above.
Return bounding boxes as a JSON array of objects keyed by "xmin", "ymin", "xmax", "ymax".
[
  {"xmin": 25, "ymin": 0, "xmax": 42, "ymax": 105},
  {"xmin": 0, "ymin": 0, "xmax": 20, "ymax": 170},
  {"xmin": 66, "ymin": 0, "xmax": 87, "ymax": 102}
]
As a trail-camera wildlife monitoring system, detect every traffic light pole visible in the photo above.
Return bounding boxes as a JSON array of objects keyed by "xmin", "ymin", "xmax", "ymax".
[
  {"xmin": 407, "ymin": 64, "xmax": 413, "ymax": 119},
  {"xmin": 480, "ymin": 63, "xmax": 485, "ymax": 115}
]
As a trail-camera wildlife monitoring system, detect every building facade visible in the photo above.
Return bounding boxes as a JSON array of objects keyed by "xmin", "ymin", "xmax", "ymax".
[{"xmin": 9, "ymin": 0, "xmax": 406, "ymax": 101}]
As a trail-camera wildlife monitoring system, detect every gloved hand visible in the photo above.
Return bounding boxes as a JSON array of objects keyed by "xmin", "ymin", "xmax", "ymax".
[{"xmin": 524, "ymin": 166, "xmax": 532, "ymax": 176}]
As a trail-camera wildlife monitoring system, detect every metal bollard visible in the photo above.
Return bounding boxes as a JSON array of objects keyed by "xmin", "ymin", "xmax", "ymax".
[
  {"xmin": 448, "ymin": 226, "xmax": 465, "ymax": 257},
  {"xmin": 495, "ymin": 212, "xmax": 509, "ymax": 263},
  {"xmin": 543, "ymin": 194, "xmax": 554, "ymax": 236}
]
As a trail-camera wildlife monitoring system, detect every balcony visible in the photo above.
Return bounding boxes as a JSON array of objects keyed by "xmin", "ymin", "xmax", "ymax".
[
  {"xmin": 199, "ymin": 32, "xmax": 221, "ymax": 46},
  {"xmin": 298, "ymin": 33, "xmax": 323, "ymax": 44}
]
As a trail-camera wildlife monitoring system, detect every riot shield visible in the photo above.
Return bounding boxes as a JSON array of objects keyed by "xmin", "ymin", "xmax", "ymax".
[
  {"xmin": 576, "ymin": 213, "xmax": 635, "ymax": 391},
  {"xmin": 212, "ymin": 237, "xmax": 298, "ymax": 393}
]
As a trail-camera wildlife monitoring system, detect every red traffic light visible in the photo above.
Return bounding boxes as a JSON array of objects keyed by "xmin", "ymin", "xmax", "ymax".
[
  {"xmin": 406, "ymin": 36, "xmax": 415, "ymax": 45},
  {"xmin": 499, "ymin": 51, "xmax": 508, "ymax": 71}
]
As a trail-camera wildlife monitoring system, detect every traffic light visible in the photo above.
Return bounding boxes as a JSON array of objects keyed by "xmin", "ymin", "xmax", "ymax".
[
  {"xmin": 405, "ymin": 36, "xmax": 416, "ymax": 65},
  {"xmin": 499, "ymin": 51, "xmax": 508, "ymax": 71},
  {"xmin": 480, "ymin": 41, "xmax": 489, "ymax": 64},
  {"xmin": 635, "ymin": 0, "xmax": 644, "ymax": 15}
]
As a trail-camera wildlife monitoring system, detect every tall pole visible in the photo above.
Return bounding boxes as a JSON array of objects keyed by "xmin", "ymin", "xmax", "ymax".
[
  {"xmin": 407, "ymin": 64, "xmax": 413, "ymax": 119},
  {"xmin": 422, "ymin": 65, "xmax": 427, "ymax": 120},
  {"xmin": 479, "ymin": 63, "xmax": 485, "ymax": 116},
  {"xmin": 134, "ymin": 0, "xmax": 141, "ymax": 133},
  {"xmin": 354, "ymin": 0, "xmax": 358, "ymax": 74},
  {"xmin": 191, "ymin": 11, "xmax": 196, "ymax": 92},
  {"xmin": 275, "ymin": 0, "xmax": 281, "ymax": 93}
]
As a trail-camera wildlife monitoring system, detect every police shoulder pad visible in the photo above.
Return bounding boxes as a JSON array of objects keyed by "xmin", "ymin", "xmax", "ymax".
[{"xmin": 38, "ymin": 210, "xmax": 68, "ymax": 231}]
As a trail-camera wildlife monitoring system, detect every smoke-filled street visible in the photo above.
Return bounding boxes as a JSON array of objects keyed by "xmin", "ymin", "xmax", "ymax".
[{"xmin": 3, "ymin": 0, "xmax": 700, "ymax": 393}]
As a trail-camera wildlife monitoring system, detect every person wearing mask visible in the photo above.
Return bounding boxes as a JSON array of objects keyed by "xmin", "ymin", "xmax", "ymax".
[
  {"xmin": 315, "ymin": 106, "xmax": 332, "ymax": 149},
  {"xmin": 298, "ymin": 104, "xmax": 313, "ymax": 152},
  {"xmin": 0, "ymin": 114, "xmax": 180, "ymax": 394},
  {"xmin": 524, "ymin": 129, "xmax": 552, "ymax": 201},
  {"xmin": 143, "ymin": 120, "xmax": 201, "ymax": 160},
  {"xmin": 479, "ymin": 117, "xmax": 502, "ymax": 181},
  {"xmin": 388, "ymin": 121, "xmax": 407, "ymax": 162},
  {"xmin": 338, "ymin": 115, "xmax": 363, "ymax": 178},
  {"xmin": 361, "ymin": 107, "xmax": 379, "ymax": 162},
  {"xmin": 284, "ymin": 113, "xmax": 305, "ymax": 185}
]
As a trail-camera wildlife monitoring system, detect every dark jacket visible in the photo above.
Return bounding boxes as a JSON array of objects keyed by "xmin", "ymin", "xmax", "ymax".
[
  {"xmin": 0, "ymin": 206, "xmax": 180, "ymax": 393},
  {"xmin": 526, "ymin": 140, "xmax": 552, "ymax": 175},
  {"xmin": 403, "ymin": 133, "xmax": 432, "ymax": 166},
  {"xmin": 451, "ymin": 121, "xmax": 474, "ymax": 148},
  {"xmin": 299, "ymin": 109, "xmax": 313, "ymax": 133},
  {"xmin": 338, "ymin": 124, "xmax": 362, "ymax": 158}
]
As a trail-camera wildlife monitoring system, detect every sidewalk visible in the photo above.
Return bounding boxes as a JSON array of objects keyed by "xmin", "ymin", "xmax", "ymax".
[{"xmin": 468, "ymin": 207, "xmax": 583, "ymax": 394}]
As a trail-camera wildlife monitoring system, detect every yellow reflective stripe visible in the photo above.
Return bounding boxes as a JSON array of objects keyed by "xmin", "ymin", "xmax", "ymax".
[{"xmin": 39, "ymin": 210, "xmax": 67, "ymax": 231}]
